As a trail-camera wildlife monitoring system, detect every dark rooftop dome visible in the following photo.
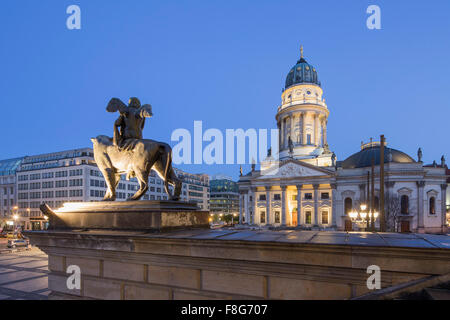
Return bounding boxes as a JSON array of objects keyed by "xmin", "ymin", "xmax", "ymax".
[
  {"xmin": 342, "ymin": 142, "xmax": 415, "ymax": 169},
  {"xmin": 285, "ymin": 46, "xmax": 321, "ymax": 89}
]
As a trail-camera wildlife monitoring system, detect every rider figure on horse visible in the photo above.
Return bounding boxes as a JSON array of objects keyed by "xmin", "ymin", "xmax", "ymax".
[{"xmin": 111, "ymin": 97, "xmax": 153, "ymax": 151}]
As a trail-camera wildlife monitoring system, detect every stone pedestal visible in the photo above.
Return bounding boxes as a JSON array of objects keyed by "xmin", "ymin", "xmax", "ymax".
[{"xmin": 41, "ymin": 201, "xmax": 208, "ymax": 232}]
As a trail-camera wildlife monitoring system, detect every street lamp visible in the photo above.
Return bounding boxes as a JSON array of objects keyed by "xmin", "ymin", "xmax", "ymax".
[
  {"xmin": 232, "ymin": 213, "xmax": 238, "ymax": 225},
  {"xmin": 348, "ymin": 203, "xmax": 379, "ymax": 231}
]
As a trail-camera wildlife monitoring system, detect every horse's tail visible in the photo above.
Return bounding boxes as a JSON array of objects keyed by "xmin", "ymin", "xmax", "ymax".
[{"xmin": 163, "ymin": 145, "xmax": 172, "ymax": 194}]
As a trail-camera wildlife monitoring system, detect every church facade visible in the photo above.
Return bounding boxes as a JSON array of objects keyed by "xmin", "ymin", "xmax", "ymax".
[{"xmin": 238, "ymin": 48, "xmax": 448, "ymax": 234}]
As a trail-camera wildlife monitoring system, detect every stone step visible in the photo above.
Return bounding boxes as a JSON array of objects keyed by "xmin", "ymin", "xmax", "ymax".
[{"xmin": 424, "ymin": 288, "xmax": 450, "ymax": 300}]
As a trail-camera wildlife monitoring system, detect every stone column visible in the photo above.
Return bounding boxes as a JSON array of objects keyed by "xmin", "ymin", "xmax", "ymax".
[
  {"xmin": 417, "ymin": 181, "xmax": 425, "ymax": 232},
  {"xmin": 299, "ymin": 113, "xmax": 304, "ymax": 145},
  {"xmin": 303, "ymin": 113, "xmax": 308, "ymax": 145},
  {"xmin": 251, "ymin": 187, "xmax": 257, "ymax": 225},
  {"xmin": 265, "ymin": 186, "xmax": 271, "ymax": 225},
  {"xmin": 314, "ymin": 114, "xmax": 319, "ymax": 146},
  {"xmin": 244, "ymin": 192, "xmax": 249, "ymax": 224},
  {"xmin": 280, "ymin": 118, "xmax": 285, "ymax": 150},
  {"xmin": 331, "ymin": 183, "xmax": 337, "ymax": 228},
  {"xmin": 239, "ymin": 192, "xmax": 243, "ymax": 224},
  {"xmin": 313, "ymin": 184, "xmax": 319, "ymax": 226},
  {"xmin": 441, "ymin": 184, "xmax": 447, "ymax": 232},
  {"xmin": 288, "ymin": 115, "xmax": 293, "ymax": 142},
  {"xmin": 296, "ymin": 185, "xmax": 302, "ymax": 227},
  {"xmin": 277, "ymin": 121, "xmax": 281, "ymax": 152},
  {"xmin": 281, "ymin": 185, "xmax": 287, "ymax": 226},
  {"xmin": 323, "ymin": 119, "xmax": 327, "ymax": 147}
]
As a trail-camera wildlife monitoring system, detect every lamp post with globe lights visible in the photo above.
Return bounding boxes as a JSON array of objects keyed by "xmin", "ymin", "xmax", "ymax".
[{"xmin": 348, "ymin": 203, "xmax": 379, "ymax": 231}]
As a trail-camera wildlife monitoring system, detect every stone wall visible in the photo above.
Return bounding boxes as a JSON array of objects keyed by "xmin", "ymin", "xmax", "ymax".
[{"xmin": 27, "ymin": 229, "xmax": 450, "ymax": 300}]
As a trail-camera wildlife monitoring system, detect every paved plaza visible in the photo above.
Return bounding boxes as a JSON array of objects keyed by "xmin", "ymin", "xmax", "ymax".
[{"xmin": 0, "ymin": 244, "xmax": 49, "ymax": 300}]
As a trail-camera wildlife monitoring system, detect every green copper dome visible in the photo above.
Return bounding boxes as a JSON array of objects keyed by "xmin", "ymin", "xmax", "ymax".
[
  {"xmin": 285, "ymin": 57, "xmax": 321, "ymax": 89},
  {"xmin": 285, "ymin": 47, "xmax": 321, "ymax": 89}
]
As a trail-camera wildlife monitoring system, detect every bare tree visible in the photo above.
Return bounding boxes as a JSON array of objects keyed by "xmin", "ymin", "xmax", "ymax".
[{"xmin": 386, "ymin": 192, "xmax": 401, "ymax": 232}]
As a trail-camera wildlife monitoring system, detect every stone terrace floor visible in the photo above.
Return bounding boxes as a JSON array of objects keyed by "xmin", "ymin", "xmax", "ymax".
[
  {"xmin": 0, "ymin": 247, "xmax": 49, "ymax": 300},
  {"xmin": 41, "ymin": 228, "xmax": 450, "ymax": 250},
  {"xmin": 146, "ymin": 228, "xmax": 450, "ymax": 249}
]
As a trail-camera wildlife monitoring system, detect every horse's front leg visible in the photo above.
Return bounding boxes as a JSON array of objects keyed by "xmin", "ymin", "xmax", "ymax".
[{"xmin": 101, "ymin": 168, "xmax": 117, "ymax": 201}]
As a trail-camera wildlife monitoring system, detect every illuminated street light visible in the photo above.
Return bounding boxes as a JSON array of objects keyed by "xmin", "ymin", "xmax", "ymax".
[
  {"xmin": 348, "ymin": 204, "xmax": 379, "ymax": 231},
  {"xmin": 349, "ymin": 211, "xmax": 358, "ymax": 220}
]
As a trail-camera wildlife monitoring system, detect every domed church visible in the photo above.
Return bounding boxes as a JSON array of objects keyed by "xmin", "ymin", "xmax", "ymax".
[{"xmin": 238, "ymin": 47, "xmax": 448, "ymax": 234}]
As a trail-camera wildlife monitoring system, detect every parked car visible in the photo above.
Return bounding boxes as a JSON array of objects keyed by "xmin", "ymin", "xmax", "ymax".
[
  {"xmin": 7, "ymin": 238, "xmax": 30, "ymax": 248},
  {"xmin": 5, "ymin": 232, "xmax": 16, "ymax": 239}
]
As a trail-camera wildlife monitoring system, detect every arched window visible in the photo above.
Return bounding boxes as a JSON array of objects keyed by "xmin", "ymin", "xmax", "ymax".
[
  {"xmin": 429, "ymin": 197, "xmax": 436, "ymax": 215},
  {"xmin": 401, "ymin": 195, "xmax": 409, "ymax": 215},
  {"xmin": 344, "ymin": 197, "xmax": 353, "ymax": 215}
]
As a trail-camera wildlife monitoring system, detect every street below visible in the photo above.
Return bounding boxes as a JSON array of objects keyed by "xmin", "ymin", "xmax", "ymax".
[{"xmin": 0, "ymin": 242, "xmax": 49, "ymax": 300}]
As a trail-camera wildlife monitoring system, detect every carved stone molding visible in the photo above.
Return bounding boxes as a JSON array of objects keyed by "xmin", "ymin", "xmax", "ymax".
[{"xmin": 416, "ymin": 181, "xmax": 426, "ymax": 188}]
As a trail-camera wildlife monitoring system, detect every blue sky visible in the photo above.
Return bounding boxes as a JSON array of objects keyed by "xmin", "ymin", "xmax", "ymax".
[{"xmin": 1, "ymin": 0, "xmax": 449, "ymax": 180}]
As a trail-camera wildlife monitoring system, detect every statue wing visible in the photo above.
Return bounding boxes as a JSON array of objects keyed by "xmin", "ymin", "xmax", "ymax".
[
  {"xmin": 106, "ymin": 98, "xmax": 127, "ymax": 113},
  {"xmin": 139, "ymin": 104, "xmax": 153, "ymax": 118}
]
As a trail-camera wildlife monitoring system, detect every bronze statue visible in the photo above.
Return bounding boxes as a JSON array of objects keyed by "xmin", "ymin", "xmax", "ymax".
[
  {"xmin": 107, "ymin": 97, "xmax": 153, "ymax": 150},
  {"xmin": 288, "ymin": 136, "xmax": 294, "ymax": 157},
  {"xmin": 91, "ymin": 97, "xmax": 182, "ymax": 201}
]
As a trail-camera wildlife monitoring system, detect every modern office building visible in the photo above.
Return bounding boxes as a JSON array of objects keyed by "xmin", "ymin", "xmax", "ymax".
[
  {"xmin": 0, "ymin": 158, "xmax": 24, "ymax": 230},
  {"xmin": 210, "ymin": 175, "xmax": 239, "ymax": 216},
  {"xmin": 11, "ymin": 148, "xmax": 210, "ymax": 230},
  {"xmin": 174, "ymin": 168, "xmax": 210, "ymax": 211}
]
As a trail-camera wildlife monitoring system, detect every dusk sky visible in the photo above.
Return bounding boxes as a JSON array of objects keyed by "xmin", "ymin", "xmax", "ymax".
[{"xmin": 1, "ymin": 0, "xmax": 449, "ymax": 180}]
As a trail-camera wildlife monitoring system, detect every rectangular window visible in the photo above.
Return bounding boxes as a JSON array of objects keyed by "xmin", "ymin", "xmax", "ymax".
[
  {"xmin": 304, "ymin": 193, "xmax": 313, "ymax": 200},
  {"xmin": 274, "ymin": 211, "xmax": 280, "ymax": 223},
  {"xmin": 260, "ymin": 211, "xmax": 266, "ymax": 223},
  {"xmin": 292, "ymin": 195, "xmax": 297, "ymax": 201},
  {"xmin": 259, "ymin": 194, "xmax": 266, "ymax": 201},
  {"xmin": 321, "ymin": 211, "xmax": 329, "ymax": 224},
  {"xmin": 305, "ymin": 211, "xmax": 312, "ymax": 224},
  {"xmin": 307, "ymin": 134, "xmax": 311, "ymax": 145},
  {"xmin": 273, "ymin": 194, "xmax": 281, "ymax": 201}
]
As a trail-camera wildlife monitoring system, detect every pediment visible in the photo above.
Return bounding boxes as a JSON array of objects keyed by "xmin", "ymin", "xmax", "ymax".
[{"xmin": 258, "ymin": 160, "xmax": 331, "ymax": 179}]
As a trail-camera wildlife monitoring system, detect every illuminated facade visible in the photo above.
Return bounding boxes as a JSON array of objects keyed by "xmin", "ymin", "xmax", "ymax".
[
  {"xmin": 239, "ymin": 48, "xmax": 448, "ymax": 234},
  {"xmin": 0, "ymin": 158, "xmax": 23, "ymax": 230}
]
